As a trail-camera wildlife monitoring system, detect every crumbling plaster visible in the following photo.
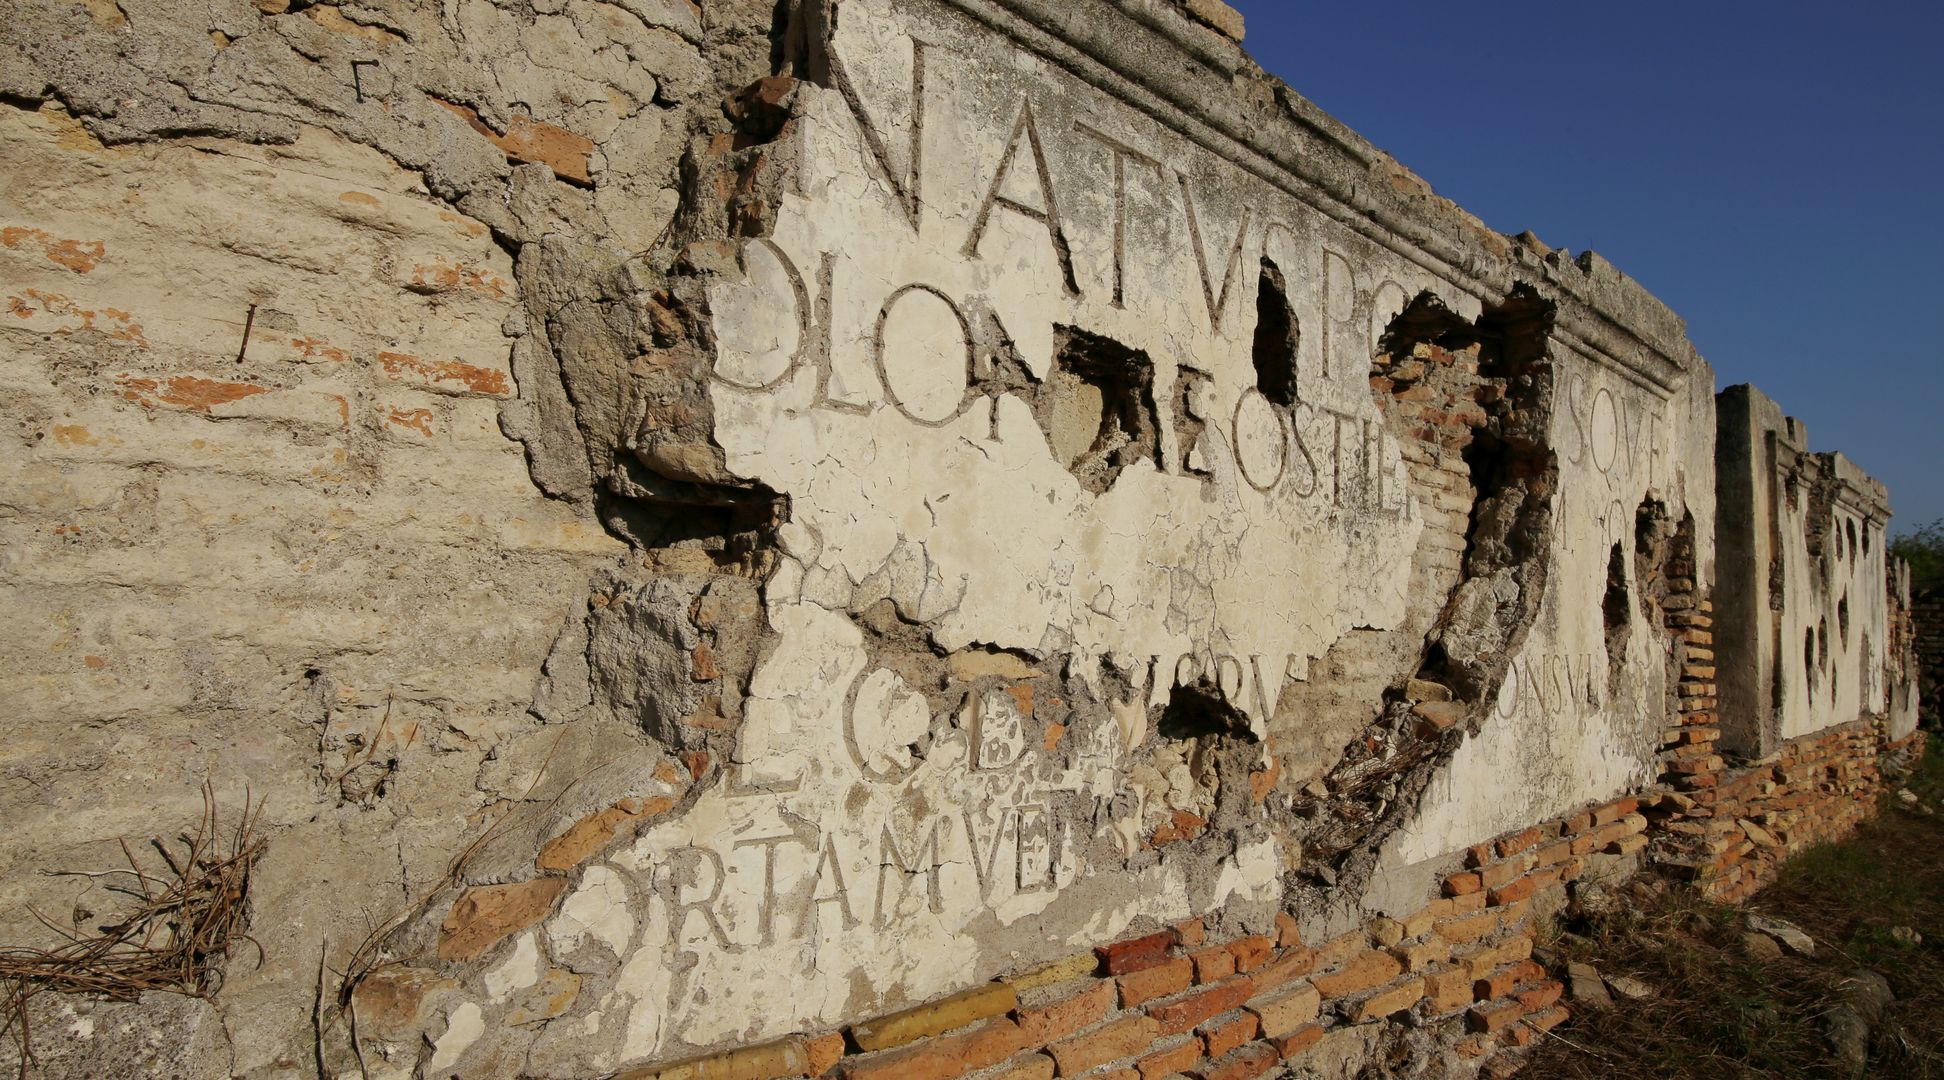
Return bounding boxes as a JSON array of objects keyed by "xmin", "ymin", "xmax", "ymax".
[
  {"xmin": 1715, "ymin": 384, "xmax": 1906, "ymax": 756},
  {"xmin": 0, "ymin": 0, "xmax": 1909, "ymax": 1077}
]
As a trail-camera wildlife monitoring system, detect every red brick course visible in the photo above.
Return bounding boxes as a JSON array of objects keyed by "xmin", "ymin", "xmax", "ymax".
[{"xmin": 1149, "ymin": 976, "xmax": 1255, "ymax": 1037}]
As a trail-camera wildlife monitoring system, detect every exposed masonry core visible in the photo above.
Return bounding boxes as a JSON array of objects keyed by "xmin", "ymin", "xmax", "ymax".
[
  {"xmin": 1646, "ymin": 510, "xmax": 1698, "ymax": 723},
  {"xmin": 1278, "ymin": 286, "xmax": 1560, "ymax": 911},
  {"xmin": 1602, "ymin": 543, "xmax": 1631, "ymax": 647},
  {"xmin": 1036, "ymin": 326, "xmax": 1161, "ymax": 493},
  {"xmin": 1608, "ymin": 496, "xmax": 1676, "ymax": 695},
  {"xmin": 0, "ymin": 0, "xmax": 1921, "ymax": 1077}
]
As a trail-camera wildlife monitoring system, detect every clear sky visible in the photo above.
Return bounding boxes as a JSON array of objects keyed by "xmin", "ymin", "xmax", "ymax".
[{"xmin": 1226, "ymin": 0, "xmax": 1943, "ymax": 532}]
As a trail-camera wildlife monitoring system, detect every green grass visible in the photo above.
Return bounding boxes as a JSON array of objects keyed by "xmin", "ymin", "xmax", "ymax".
[
  {"xmin": 1779, "ymin": 842, "xmax": 1923, "ymax": 919},
  {"xmin": 1903, "ymin": 741, "xmax": 1944, "ymax": 804}
]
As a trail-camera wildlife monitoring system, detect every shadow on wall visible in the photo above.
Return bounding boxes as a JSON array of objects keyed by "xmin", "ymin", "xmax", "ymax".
[{"xmin": 1917, "ymin": 585, "xmax": 1944, "ymax": 729}]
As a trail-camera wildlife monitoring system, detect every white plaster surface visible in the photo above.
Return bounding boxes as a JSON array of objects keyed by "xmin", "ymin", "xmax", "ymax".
[
  {"xmin": 484, "ymin": 932, "xmax": 544, "ymax": 999},
  {"xmin": 586, "ymin": 0, "xmax": 1458, "ymax": 1054},
  {"xmin": 556, "ymin": 0, "xmax": 1736, "ymax": 1057},
  {"xmin": 426, "ymin": 1003, "xmax": 483, "ymax": 1076},
  {"xmin": 1388, "ymin": 356, "xmax": 1716, "ymax": 863}
]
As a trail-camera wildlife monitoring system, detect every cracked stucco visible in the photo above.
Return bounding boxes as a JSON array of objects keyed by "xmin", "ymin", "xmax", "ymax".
[{"xmin": 7, "ymin": 1, "xmax": 1914, "ymax": 1078}]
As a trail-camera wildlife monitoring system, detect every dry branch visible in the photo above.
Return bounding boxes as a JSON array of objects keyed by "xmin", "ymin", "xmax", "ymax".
[{"xmin": 0, "ymin": 784, "xmax": 265, "ymax": 1079}]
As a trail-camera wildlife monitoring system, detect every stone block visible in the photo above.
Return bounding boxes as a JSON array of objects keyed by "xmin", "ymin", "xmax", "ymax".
[
  {"xmin": 1348, "ymin": 978, "xmax": 1424, "ymax": 1023},
  {"xmin": 1249, "ymin": 947, "xmax": 1316, "ymax": 997},
  {"xmin": 1311, "ymin": 950, "xmax": 1404, "ymax": 1000},
  {"xmin": 1177, "ymin": 0, "xmax": 1246, "ymax": 41},
  {"xmin": 1467, "ymin": 1000, "xmax": 1522, "ymax": 1034},
  {"xmin": 1225, "ymin": 935, "xmax": 1274, "ymax": 973},
  {"xmin": 1191, "ymin": 945, "xmax": 1238, "ymax": 983},
  {"xmin": 1014, "ymin": 980, "xmax": 1115, "ymax": 1046},
  {"xmin": 1097, "ymin": 931, "xmax": 1179, "ymax": 976},
  {"xmin": 987, "ymin": 1053, "xmax": 1057, "ymax": 1080},
  {"xmin": 1433, "ymin": 911, "xmax": 1498, "ymax": 946},
  {"xmin": 837, "ymin": 1018, "xmax": 1027, "ymax": 1080},
  {"xmin": 617, "ymin": 1038, "xmax": 812, "ymax": 1080},
  {"xmin": 1267, "ymin": 1023, "xmax": 1324, "ymax": 1059},
  {"xmin": 1135, "ymin": 1037, "xmax": 1201, "ymax": 1079},
  {"xmin": 1392, "ymin": 938, "xmax": 1450, "ymax": 973},
  {"xmin": 1197, "ymin": 1042, "xmax": 1279, "ymax": 1080},
  {"xmin": 1424, "ymin": 968, "xmax": 1475, "ymax": 1013},
  {"xmin": 1199, "ymin": 1010, "xmax": 1258, "ymax": 1058}
]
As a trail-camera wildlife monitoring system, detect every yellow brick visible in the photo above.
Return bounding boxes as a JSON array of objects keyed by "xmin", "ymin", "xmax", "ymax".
[
  {"xmin": 614, "ymin": 1037, "xmax": 810, "ymax": 1080},
  {"xmin": 851, "ymin": 983, "xmax": 1017, "ymax": 1052},
  {"xmin": 1006, "ymin": 953, "xmax": 1098, "ymax": 993}
]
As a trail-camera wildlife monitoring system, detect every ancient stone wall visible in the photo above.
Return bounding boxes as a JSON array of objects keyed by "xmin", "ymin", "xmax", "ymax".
[
  {"xmin": 1714, "ymin": 385, "xmax": 1909, "ymax": 754},
  {"xmin": 0, "ymin": 1, "xmax": 1922, "ymax": 1078}
]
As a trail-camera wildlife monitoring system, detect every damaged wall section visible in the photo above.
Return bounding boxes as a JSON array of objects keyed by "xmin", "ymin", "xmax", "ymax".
[
  {"xmin": 0, "ymin": 0, "xmax": 1923, "ymax": 1078},
  {"xmin": 1714, "ymin": 384, "xmax": 1912, "ymax": 756}
]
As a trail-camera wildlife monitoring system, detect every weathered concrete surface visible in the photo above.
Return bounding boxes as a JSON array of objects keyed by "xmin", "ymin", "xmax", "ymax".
[
  {"xmin": 0, "ymin": 0, "xmax": 1913, "ymax": 1077},
  {"xmin": 0, "ymin": 991, "xmax": 232, "ymax": 1080},
  {"xmin": 0, "ymin": 0, "xmax": 765, "ymax": 1074},
  {"xmin": 0, "ymin": 98, "xmax": 626, "ymax": 1078}
]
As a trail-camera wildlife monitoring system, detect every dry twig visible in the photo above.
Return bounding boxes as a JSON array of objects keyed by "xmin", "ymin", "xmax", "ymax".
[{"xmin": 0, "ymin": 784, "xmax": 265, "ymax": 1080}]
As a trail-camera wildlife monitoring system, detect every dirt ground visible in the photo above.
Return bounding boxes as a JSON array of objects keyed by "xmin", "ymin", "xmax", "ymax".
[{"xmin": 1525, "ymin": 748, "xmax": 1944, "ymax": 1078}]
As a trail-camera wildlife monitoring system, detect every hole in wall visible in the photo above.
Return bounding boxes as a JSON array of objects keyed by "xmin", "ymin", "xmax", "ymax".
[
  {"xmin": 1805, "ymin": 627, "xmax": 1818, "ymax": 693},
  {"xmin": 1601, "ymin": 540, "xmax": 1635, "ymax": 697},
  {"xmin": 604, "ymin": 455, "xmax": 787, "ymax": 572},
  {"xmin": 1174, "ymin": 370, "xmax": 1212, "ymax": 478},
  {"xmin": 1035, "ymin": 326, "xmax": 1158, "ymax": 494},
  {"xmin": 1152, "ymin": 680, "xmax": 1261, "ymax": 830},
  {"xmin": 1818, "ymin": 617, "xmax": 1830, "ymax": 671},
  {"xmin": 1377, "ymin": 291, "xmax": 1479, "ymax": 357},
  {"xmin": 1602, "ymin": 542, "xmax": 1632, "ymax": 650},
  {"xmin": 1286, "ymin": 284, "xmax": 1559, "ymax": 904},
  {"xmin": 1847, "ymin": 518, "xmax": 1859, "ymax": 562},
  {"xmin": 1251, "ymin": 259, "xmax": 1300, "ymax": 408},
  {"xmin": 1156, "ymin": 680, "xmax": 1256, "ymax": 742},
  {"xmin": 1839, "ymin": 594, "xmax": 1851, "ymax": 643}
]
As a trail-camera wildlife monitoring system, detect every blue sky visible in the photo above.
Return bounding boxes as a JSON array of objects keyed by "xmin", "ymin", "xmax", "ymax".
[{"xmin": 1226, "ymin": 0, "xmax": 1944, "ymax": 531}]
